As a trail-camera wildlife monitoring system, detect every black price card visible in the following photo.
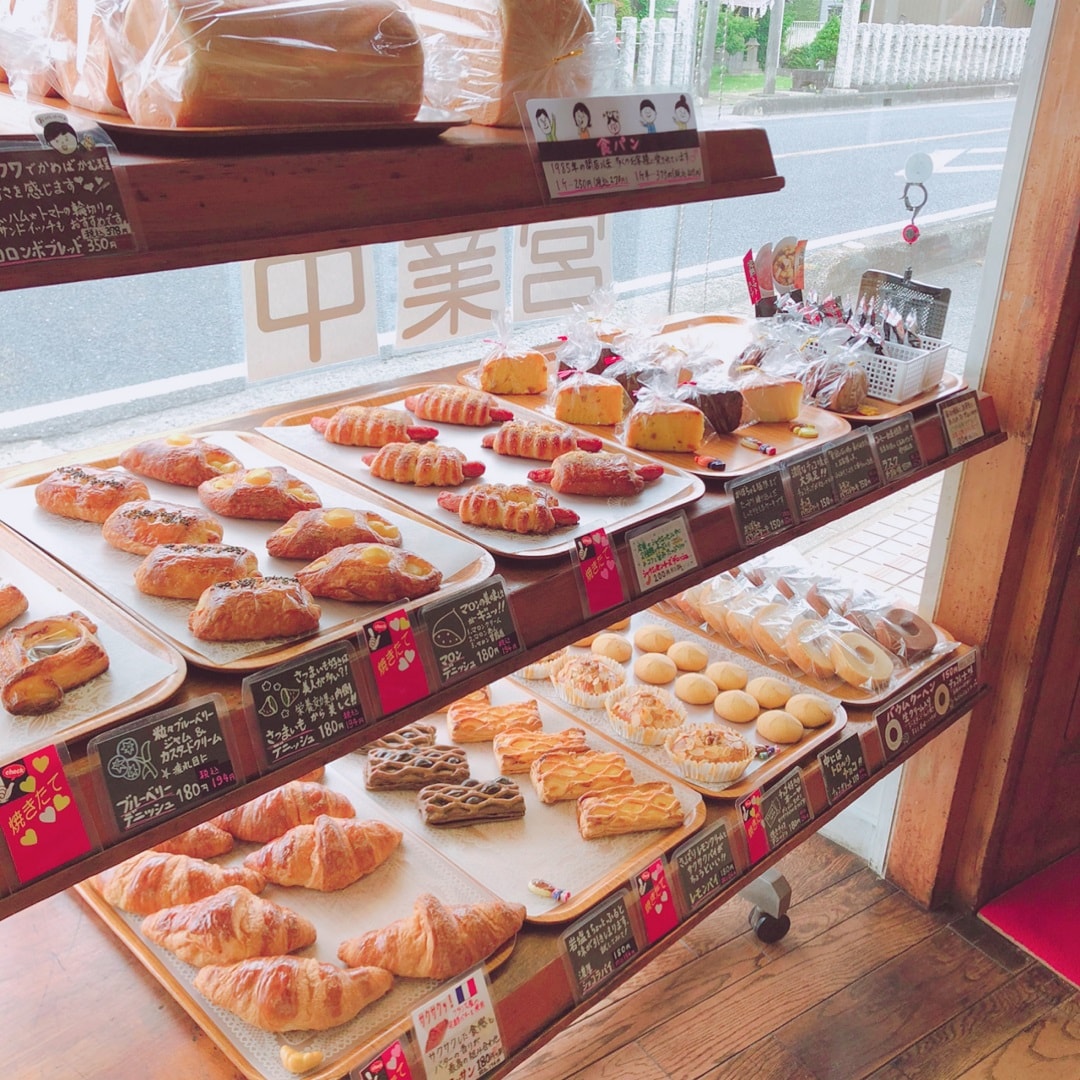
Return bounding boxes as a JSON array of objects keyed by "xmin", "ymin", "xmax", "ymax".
[
  {"xmin": 0, "ymin": 125, "xmax": 136, "ymax": 266},
  {"xmin": 88, "ymin": 695, "xmax": 237, "ymax": 839},
  {"xmin": 939, "ymin": 391, "xmax": 985, "ymax": 453},
  {"xmin": 785, "ymin": 450, "xmax": 839, "ymax": 523},
  {"xmin": 627, "ymin": 513, "xmax": 698, "ymax": 594},
  {"xmin": 738, "ymin": 768, "xmax": 812, "ymax": 865},
  {"xmin": 817, "ymin": 732, "xmax": 871, "ymax": 806},
  {"xmin": 872, "ymin": 415, "xmax": 923, "ymax": 483},
  {"xmin": 561, "ymin": 891, "xmax": 640, "ymax": 1000},
  {"xmin": 672, "ymin": 821, "xmax": 740, "ymax": 914},
  {"xmin": 422, "ymin": 578, "xmax": 523, "ymax": 689},
  {"xmin": 875, "ymin": 649, "xmax": 980, "ymax": 760},
  {"xmin": 729, "ymin": 468, "xmax": 794, "ymax": 546},
  {"xmin": 243, "ymin": 641, "xmax": 366, "ymax": 768},
  {"xmin": 825, "ymin": 431, "xmax": 880, "ymax": 503}
]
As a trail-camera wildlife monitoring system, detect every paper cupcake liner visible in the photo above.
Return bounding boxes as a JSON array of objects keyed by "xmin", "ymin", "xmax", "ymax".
[
  {"xmin": 663, "ymin": 727, "xmax": 754, "ymax": 785},
  {"xmin": 551, "ymin": 654, "xmax": 627, "ymax": 710},
  {"xmin": 517, "ymin": 646, "xmax": 569, "ymax": 680},
  {"xmin": 604, "ymin": 685, "xmax": 686, "ymax": 745}
]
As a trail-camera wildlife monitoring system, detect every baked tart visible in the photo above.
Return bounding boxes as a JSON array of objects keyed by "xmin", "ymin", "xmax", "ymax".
[
  {"xmin": 266, "ymin": 507, "xmax": 402, "ymax": 560},
  {"xmin": 295, "ymin": 543, "xmax": 442, "ymax": 603},
  {"xmin": 197, "ymin": 467, "xmax": 321, "ymax": 521},
  {"xmin": 118, "ymin": 433, "xmax": 242, "ymax": 487}
]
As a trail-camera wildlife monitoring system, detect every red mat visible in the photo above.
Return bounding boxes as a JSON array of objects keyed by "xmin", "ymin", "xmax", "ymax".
[{"xmin": 979, "ymin": 848, "xmax": 1080, "ymax": 989}]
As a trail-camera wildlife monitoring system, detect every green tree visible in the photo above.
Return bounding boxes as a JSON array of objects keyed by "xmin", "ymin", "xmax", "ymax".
[{"xmin": 784, "ymin": 14, "xmax": 841, "ymax": 69}]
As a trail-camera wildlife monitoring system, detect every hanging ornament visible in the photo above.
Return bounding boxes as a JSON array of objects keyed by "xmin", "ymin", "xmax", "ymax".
[{"xmin": 900, "ymin": 152, "xmax": 933, "ymax": 246}]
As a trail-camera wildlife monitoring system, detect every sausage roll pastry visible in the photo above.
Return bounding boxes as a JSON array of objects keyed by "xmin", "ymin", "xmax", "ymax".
[
  {"xmin": 198, "ymin": 467, "xmax": 321, "ymax": 521},
  {"xmin": 436, "ymin": 483, "xmax": 578, "ymax": 534},
  {"xmin": 309, "ymin": 404, "xmax": 437, "ymax": 446},
  {"xmin": 480, "ymin": 419, "xmax": 602, "ymax": 461},
  {"xmin": 118, "ymin": 433, "xmax": 242, "ymax": 487},
  {"xmin": 361, "ymin": 442, "xmax": 484, "ymax": 487},
  {"xmin": 35, "ymin": 464, "xmax": 149, "ymax": 523},
  {"xmin": 403, "ymin": 385, "xmax": 512, "ymax": 426},
  {"xmin": 527, "ymin": 450, "xmax": 663, "ymax": 497}
]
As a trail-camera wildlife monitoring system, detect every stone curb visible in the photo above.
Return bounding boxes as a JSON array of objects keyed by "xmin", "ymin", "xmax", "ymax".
[{"xmin": 730, "ymin": 81, "xmax": 1019, "ymax": 116}]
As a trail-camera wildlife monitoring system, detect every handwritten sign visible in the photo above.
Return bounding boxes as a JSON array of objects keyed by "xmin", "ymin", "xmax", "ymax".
[
  {"xmin": 358, "ymin": 1038, "xmax": 414, "ymax": 1080},
  {"xmin": 672, "ymin": 821, "xmax": 740, "ymax": 913},
  {"xmin": 89, "ymin": 696, "xmax": 237, "ymax": 839},
  {"xmin": 876, "ymin": 649, "xmax": 979, "ymax": 760},
  {"xmin": 939, "ymin": 391, "xmax": 985, "ymax": 453},
  {"xmin": 575, "ymin": 529, "xmax": 625, "ymax": 615},
  {"xmin": 825, "ymin": 431, "xmax": 880, "ymax": 503},
  {"xmin": 729, "ymin": 468, "xmax": 794, "ymax": 546},
  {"xmin": 634, "ymin": 857, "xmax": 679, "ymax": 943},
  {"xmin": 872, "ymin": 414, "xmax": 923, "ymax": 483},
  {"xmin": 422, "ymin": 579, "xmax": 522, "ymax": 689},
  {"xmin": 411, "ymin": 968, "xmax": 504, "ymax": 1080},
  {"xmin": 738, "ymin": 769, "xmax": 812, "ymax": 865},
  {"xmin": 627, "ymin": 513, "xmax": 698, "ymax": 593},
  {"xmin": 785, "ymin": 450, "xmax": 839, "ymax": 523},
  {"xmin": 0, "ymin": 744, "xmax": 94, "ymax": 884},
  {"xmin": 562, "ymin": 891, "xmax": 639, "ymax": 999},
  {"xmin": 817, "ymin": 732, "xmax": 870, "ymax": 806},
  {"xmin": 243, "ymin": 642, "xmax": 365, "ymax": 769},
  {"xmin": 363, "ymin": 609, "xmax": 429, "ymax": 716}
]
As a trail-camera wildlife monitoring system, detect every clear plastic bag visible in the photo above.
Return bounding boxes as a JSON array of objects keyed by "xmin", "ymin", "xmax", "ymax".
[
  {"xmin": 0, "ymin": 0, "xmax": 60, "ymax": 100},
  {"xmin": 47, "ymin": 0, "xmax": 127, "ymax": 114}
]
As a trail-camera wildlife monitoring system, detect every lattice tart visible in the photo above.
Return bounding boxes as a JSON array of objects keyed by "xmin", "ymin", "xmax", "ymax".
[
  {"xmin": 364, "ymin": 744, "xmax": 470, "ymax": 791},
  {"xmin": 445, "ymin": 697, "xmax": 542, "ymax": 743},
  {"xmin": 492, "ymin": 726, "xmax": 589, "ymax": 774},
  {"xmin": 417, "ymin": 776, "xmax": 526, "ymax": 826},
  {"xmin": 576, "ymin": 781, "xmax": 685, "ymax": 840},
  {"xmin": 529, "ymin": 748, "xmax": 634, "ymax": 804}
]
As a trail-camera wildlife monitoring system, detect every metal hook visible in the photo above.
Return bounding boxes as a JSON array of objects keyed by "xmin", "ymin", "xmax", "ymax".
[{"xmin": 902, "ymin": 181, "xmax": 928, "ymax": 221}]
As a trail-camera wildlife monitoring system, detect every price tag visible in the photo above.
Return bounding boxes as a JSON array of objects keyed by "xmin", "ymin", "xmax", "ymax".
[
  {"xmin": 0, "ymin": 744, "xmax": 94, "ymax": 884},
  {"xmin": 729, "ymin": 468, "xmax": 794, "ymax": 546},
  {"xmin": 358, "ymin": 1038, "xmax": 414, "ymax": 1080},
  {"xmin": 738, "ymin": 768, "xmax": 812, "ymax": 865},
  {"xmin": 939, "ymin": 391, "xmax": 985, "ymax": 453},
  {"xmin": 875, "ymin": 649, "xmax": 980, "ymax": 760},
  {"xmin": 527, "ymin": 91, "xmax": 704, "ymax": 200},
  {"xmin": 575, "ymin": 529, "xmax": 625, "ymax": 615},
  {"xmin": 633, "ymin": 857, "xmax": 679, "ymax": 944},
  {"xmin": 562, "ymin": 891, "xmax": 639, "ymax": 999},
  {"xmin": 422, "ymin": 578, "xmax": 523, "ymax": 689},
  {"xmin": 785, "ymin": 450, "xmax": 839, "ymax": 523},
  {"xmin": 872, "ymin": 414, "xmax": 923, "ymax": 483},
  {"xmin": 0, "ymin": 125, "xmax": 136, "ymax": 265},
  {"xmin": 627, "ymin": 512, "xmax": 698, "ymax": 593},
  {"xmin": 89, "ymin": 695, "xmax": 238, "ymax": 839},
  {"xmin": 243, "ymin": 642, "xmax": 366, "ymax": 769},
  {"xmin": 672, "ymin": 821, "xmax": 740, "ymax": 914},
  {"xmin": 363, "ymin": 610, "xmax": 429, "ymax": 715},
  {"xmin": 411, "ymin": 967, "xmax": 504, "ymax": 1080},
  {"xmin": 817, "ymin": 732, "xmax": 870, "ymax": 806},
  {"xmin": 824, "ymin": 431, "xmax": 880, "ymax": 503}
]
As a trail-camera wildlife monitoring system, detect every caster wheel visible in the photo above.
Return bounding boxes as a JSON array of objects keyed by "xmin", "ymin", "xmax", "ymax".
[{"xmin": 749, "ymin": 907, "xmax": 790, "ymax": 943}]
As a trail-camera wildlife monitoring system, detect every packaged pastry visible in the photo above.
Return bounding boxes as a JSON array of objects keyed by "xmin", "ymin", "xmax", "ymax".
[
  {"xmin": 664, "ymin": 725, "xmax": 754, "ymax": 785},
  {"xmin": 604, "ymin": 684, "xmax": 685, "ymax": 746},
  {"xmin": 576, "ymin": 781, "xmax": 684, "ymax": 840},
  {"xmin": 623, "ymin": 388, "xmax": 706, "ymax": 454},
  {"xmin": 549, "ymin": 653, "xmax": 626, "ymax": 708},
  {"xmin": 552, "ymin": 372, "xmax": 629, "ymax": 426}
]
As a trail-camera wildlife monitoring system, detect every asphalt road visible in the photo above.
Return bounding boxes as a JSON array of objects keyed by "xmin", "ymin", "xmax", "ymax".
[{"xmin": 0, "ymin": 96, "xmax": 1014, "ymax": 443}]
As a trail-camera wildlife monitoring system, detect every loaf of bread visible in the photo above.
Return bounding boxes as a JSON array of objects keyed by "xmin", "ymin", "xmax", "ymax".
[
  {"xmin": 112, "ymin": 0, "xmax": 426, "ymax": 129},
  {"xmin": 44, "ymin": 0, "xmax": 127, "ymax": 113}
]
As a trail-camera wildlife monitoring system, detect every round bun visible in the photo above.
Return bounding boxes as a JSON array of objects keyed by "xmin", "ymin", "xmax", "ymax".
[
  {"xmin": 746, "ymin": 676, "xmax": 793, "ymax": 710},
  {"xmin": 667, "ymin": 639, "xmax": 709, "ymax": 672},
  {"xmin": 591, "ymin": 633, "xmax": 633, "ymax": 662},
  {"xmin": 674, "ymin": 672, "xmax": 719, "ymax": 706},
  {"xmin": 634, "ymin": 652, "xmax": 678, "ymax": 685},
  {"xmin": 756, "ymin": 709, "xmax": 804, "ymax": 744},
  {"xmin": 713, "ymin": 689, "xmax": 759, "ymax": 724},
  {"xmin": 785, "ymin": 693, "xmax": 835, "ymax": 728},
  {"xmin": 705, "ymin": 661, "xmax": 749, "ymax": 691},
  {"xmin": 634, "ymin": 624, "xmax": 676, "ymax": 653}
]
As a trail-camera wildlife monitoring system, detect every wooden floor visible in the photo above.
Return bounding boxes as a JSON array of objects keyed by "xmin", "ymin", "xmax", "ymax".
[{"xmin": 506, "ymin": 835, "xmax": 1080, "ymax": 1080}]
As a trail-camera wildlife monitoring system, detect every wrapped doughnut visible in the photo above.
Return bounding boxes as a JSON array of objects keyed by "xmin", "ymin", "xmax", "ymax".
[
  {"xmin": 872, "ymin": 607, "xmax": 938, "ymax": 661},
  {"xmin": 828, "ymin": 629, "xmax": 895, "ymax": 689}
]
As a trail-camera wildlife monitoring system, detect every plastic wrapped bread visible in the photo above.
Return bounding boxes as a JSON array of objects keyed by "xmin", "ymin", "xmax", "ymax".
[
  {"xmin": 105, "ymin": 0, "xmax": 426, "ymax": 128},
  {"xmin": 46, "ymin": 0, "xmax": 127, "ymax": 114},
  {"xmin": 0, "ymin": 0, "xmax": 61, "ymax": 99},
  {"xmin": 410, "ymin": 0, "xmax": 594, "ymax": 127}
]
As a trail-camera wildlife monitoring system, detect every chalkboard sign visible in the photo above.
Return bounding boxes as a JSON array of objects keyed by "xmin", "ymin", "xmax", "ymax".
[
  {"xmin": 672, "ymin": 821, "xmax": 740, "ymax": 913},
  {"xmin": 785, "ymin": 450, "xmax": 839, "ymax": 523},
  {"xmin": 243, "ymin": 641, "xmax": 366, "ymax": 769},
  {"xmin": 561, "ymin": 891, "xmax": 639, "ymax": 999},
  {"xmin": 872, "ymin": 415, "xmax": 923, "ymax": 484},
  {"xmin": 422, "ymin": 578, "xmax": 522, "ymax": 688},
  {"xmin": 876, "ymin": 649, "xmax": 979, "ymax": 760},
  {"xmin": 729, "ymin": 468, "xmax": 794, "ymax": 546},
  {"xmin": 738, "ymin": 768, "xmax": 812, "ymax": 865},
  {"xmin": 825, "ymin": 432, "xmax": 880, "ymax": 503},
  {"xmin": 0, "ymin": 131, "xmax": 136, "ymax": 267},
  {"xmin": 89, "ymin": 695, "xmax": 237, "ymax": 840},
  {"xmin": 818, "ymin": 732, "xmax": 870, "ymax": 805}
]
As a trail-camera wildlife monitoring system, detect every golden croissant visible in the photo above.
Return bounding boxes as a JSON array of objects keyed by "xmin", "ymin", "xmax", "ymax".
[
  {"xmin": 337, "ymin": 892, "xmax": 526, "ymax": 980},
  {"xmin": 100, "ymin": 851, "xmax": 265, "ymax": 915},
  {"xmin": 212, "ymin": 781, "xmax": 355, "ymax": 843},
  {"xmin": 153, "ymin": 820, "xmax": 234, "ymax": 860},
  {"xmin": 140, "ymin": 884, "xmax": 317, "ymax": 966},
  {"xmin": 243, "ymin": 816, "xmax": 402, "ymax": 891},
  {"xmin": 194, "ymin": 956, "xmax": 394, "ymax": 1032}
]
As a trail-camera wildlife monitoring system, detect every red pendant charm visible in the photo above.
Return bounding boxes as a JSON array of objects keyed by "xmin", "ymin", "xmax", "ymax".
[{"xmin": 902, "ymin": 223, "xmax": 920, "ymax": 245}]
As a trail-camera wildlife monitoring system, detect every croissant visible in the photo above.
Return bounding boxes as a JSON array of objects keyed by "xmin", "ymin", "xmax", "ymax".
[
  {"xmin": 193, "ymin": 956, "xmax": 394, "ymax": 1032},
  {"xmin": 118, "ymin": 434, "xmax": 243, "ymax": 487},
  {"xmin": 310, "ymin": 404, "xmax": 437, "ymax": 446},
  {"xmin": 361, "ymin": 442, "xmax": 484, "ymax": 487},
  {"xmin": 35, "ymin": 464, "xmax": 149, "ymax": 523},
  {"xmin": 102, "ymin": 498, "xmax": 224, "ymax": 555},
  {"xmin": 140, "ymin": 884, "xmax": 317, "ymax": 966},
  {"xmin": 198, "ymin": 466, "xmax": 321, "ymax": 521},
  {"xmin": 212, "ymin": 781, "xmax": 356, "ymax": 843},
  {"xmin": 0, "ymin": 580, "xmax": 28, "ymax": 630},
  {"xmin": 337, "ymin": 892, "xmax": 526, "ymax": 980},
  {"xmin": 436, "ymin": 483, "xmax": 578, "ymax": 535},
  {"xmin": 100, "ymin": 851, "xmax": 265, "ymax": 915},
  {"xmin": 296, "ymin": 543, "xmax": 443, "ymax": 603},
  {"xmin": 480, "ymin": 420, "xmax": 602, "ymax": 461},
  {"xmin": 403, "ymin": 385, "xmax": 511, "ymax": 426},
  {"xmin": 265, "ymin": 507, "xmax": 402, "ymax": 560},
  {"xmin": 243, "ymin": 816, "xmax": 402, "ymax": 891},
  {"xmin": 153, "ymin": 820, "xmax": 235, "ymax": 859}
]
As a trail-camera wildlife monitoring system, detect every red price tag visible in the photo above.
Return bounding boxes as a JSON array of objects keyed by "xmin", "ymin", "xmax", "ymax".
[
  {"xmin": 738, "ymin": 786, "xmax": 770, "ymax": 864},
  {"xmin": 575, "ymin": 529, "xmax": 624, "ymax": 614},
  {"xmin": 359, "ymin": 1038, "xmax": 413, "ymax": 1080},
  {"xmin": 364, "ymin": 610, "xmax": 428, "ymax": 715},
  {"xmin": 0, "ymin": 745, "xmax": 94, "ymax": 884},
  {"xmin": 635, "ymin": 857, "xmax": 679, "ymax": 943}
]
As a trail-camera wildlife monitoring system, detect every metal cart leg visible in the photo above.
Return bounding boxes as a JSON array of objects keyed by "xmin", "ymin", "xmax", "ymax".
[{"xmin": 740, "ymin": 868, "xmax": 792, "ymax": 942}]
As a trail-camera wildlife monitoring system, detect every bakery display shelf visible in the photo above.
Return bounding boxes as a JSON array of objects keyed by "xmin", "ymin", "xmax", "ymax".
[
  {"xmin": 0, "ymin": 522, "xmax": 187, "ymax": 761},
  {"xmin": 0, "ymin": 431, "xmax": 495, "ymax": 672},
  {"xmin": 258, "ymin": 388, "xmax": 705, "ymax": 559}
]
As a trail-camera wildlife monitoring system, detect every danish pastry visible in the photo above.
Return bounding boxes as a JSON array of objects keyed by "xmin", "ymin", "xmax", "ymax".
[
  {"xmin": 188, "ymin": 577, "xmax": 321, "ymax": 642},
  {"xmin": 491, "ymin": 726, "xmax": 589, "ymax": 774},
  {"xmin": 266, "ymin": 507, "xmax": 402, "ymax": 560},
  {"xmin": 445, "ymin": 698, "xmax": 542, "ymax": 743},
  {"xmin": 0, "ymin": 580, "xmax": 28, "ymax": 630},
  {"xmin": 35, "ymin": 464, "xmax": 149, "ymax": 523},
  {"xmin": 417, "ymin": 777, "xmax": 526, "ymax": 825},
  {"xmin": 310, "ymin": 404, "xmax": 437, "ymax": 447},
  {"xmin": 296, "ymin": 544, "xmax": 442, "ymax": 603},
  {"xmin": 361, "ymin": 722, "xmax": 437, "ymax": 754},
  {"xmin": 198, "ymin": 467, "xmax": 321, "ymax": 521},
  {"xmin": 527, "ymin": 450, "xmax": 664, "ymax": 497},
  {"xmin": 403, "ymin": 385, "xmax": 512, "ymax": 426},
  {"xmin": 480, "ymin": 420, "xmax": 602, "ymax": 461},
  {"xmin": 364, "ymin": 745, "xmax": 470, "ymax": 791},
  {"xmin": 530, "ymin": 749, "xmax": 634, "ymax": 804},
  {"xmin": 118, "ymin": 433, "xmax": 242, "ymax": 487},
  {"xmin": 135, "ymin": 543, "xmax": 261, "ymax": 600},
  {"xmin": 361, "ymin": 442, "xmax": 484, "ymax": 487},
  {"xmin": 102, "ymin": 499, "xmax": 224, "ymax": 555},
  {"xmin": 576, "ymin": 781, "xmax": 684, "ymax": 839},
  {"xmin": 0, "ymin": 611, "xmax": 109, "ymax": 715},
  {"xmin": 437, "ymin": 483, "xmax": 579, "ymax": 534}
]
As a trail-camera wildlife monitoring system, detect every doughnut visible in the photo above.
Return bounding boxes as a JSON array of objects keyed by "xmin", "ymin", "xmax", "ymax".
[
  {"xmin": 829, "ymin": 630, "xmax": 895, "ymax": 688},
  {"xmin": 713, "ymin": 689, "xmax": 759, "ymax": 724},
  {"xmin": 667, "ymin": 640, "xmax": 709, "ymax": 672},
  {"xmin": 785, "ymin": 693, "xmax": 835, "ymax": 728},
  {"xmin": 705, "ymin": 660, "xmax": 749, "ymax": 691},
  {"xmin": 746, "ymin": 676, "xmax": 792, "ymax": 710},
  {"xmin": 873, "ymin": 607, "xmax": 937, "ymax": 661},
  {"xmin": 634, "ymin": 625, "xmax": 676, "ymax": 653},
  {"xmin": 756, "ymin": 709, "xmax": 804, "ymax": 744},
  {"xmin": 750, "ymin": 602, "xmax": 791, "ymax": 663},
  {"xmin": 784, "ymin": 614, "xmax": 835, "ymax": 679}
]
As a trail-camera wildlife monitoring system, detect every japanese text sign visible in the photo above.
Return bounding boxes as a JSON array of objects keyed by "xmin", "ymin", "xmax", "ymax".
[
  {"xmin": 411, "ymin": 968, "xmax": 504, "ymax": 1080},
  {"xmin": 364, "ymin": 610, "xmax": 429, "ymax": 716}
]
